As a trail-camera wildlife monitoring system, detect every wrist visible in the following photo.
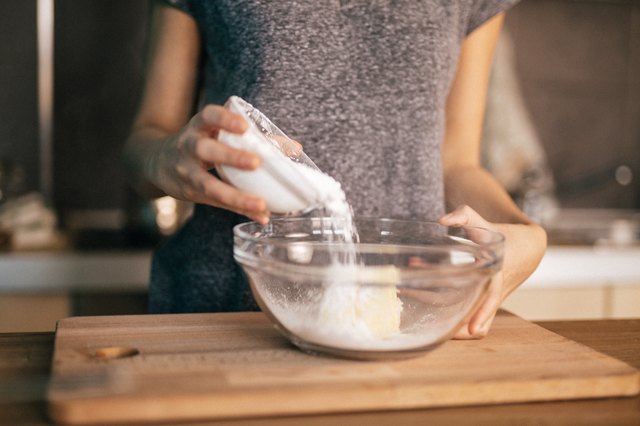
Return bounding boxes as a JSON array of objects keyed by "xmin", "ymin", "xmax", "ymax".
[{"xmin": 498, "ymin": 222, "xmax": 547, "ymax": 297}]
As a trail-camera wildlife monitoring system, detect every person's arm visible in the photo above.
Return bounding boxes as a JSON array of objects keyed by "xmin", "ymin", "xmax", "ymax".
[
  {"xmin": 124, "ymin": 1, "xmax": 269, "ymax": 223},
  {"xmin": 440, "ymin": 13, "xmax": 547, "ymax": 338}
]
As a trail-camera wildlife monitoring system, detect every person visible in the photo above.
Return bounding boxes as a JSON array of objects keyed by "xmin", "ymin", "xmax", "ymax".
[{"xmin": 124, "ymin": 0, "xmax": 547, "ymax": 339}]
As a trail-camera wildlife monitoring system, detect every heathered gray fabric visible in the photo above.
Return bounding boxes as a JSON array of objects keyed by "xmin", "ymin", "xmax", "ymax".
[{"xmin": 150, "ymin": 0, "xmax": 518, "ymax": 313}]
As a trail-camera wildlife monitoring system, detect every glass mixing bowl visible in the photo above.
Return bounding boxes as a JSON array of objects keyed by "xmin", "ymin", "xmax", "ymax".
[{"xmin": 234, "ymin": 217, "xmax": 504, "ymax": 360}]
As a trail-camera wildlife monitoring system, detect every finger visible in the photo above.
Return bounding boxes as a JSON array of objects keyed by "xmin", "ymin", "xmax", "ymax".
[
  {"xmin": 452, "ymin": 271, "xmax": 502, "ymax": 340},
  {"xmin": 408, "ymin": 256, "xmax": 433, "ymax": 269},
  {"xmin": 176, "ymin": 166, "xmax": 268, "ymax": 215},
  {"xmin": 467, "ymin": 272, "xmax": 504, "ymax": 336},
  {"xmin": 454, "ymin": 314, "xmax": 498, "ymax": 339},
  {"xmin": 200, "ymin": 176, "xmax": 267, "ymax": 214},
  {"xmin": 439, "ymin": 205, "xmax": 499, "ymax": 244},
  {"xmin": 221, "ymin": 204, "xmax": 270, "ymax": 225},
  {"xmin": 195, "ymin": 105, "xmax": 248, "ymax": 136},
  {"xmin": 229, "ymin": 207, "xmax": 271, "ymax": 225},
  {"xmin": 452, "ymin": 295, "xmax": 486, "ymax": 339},
  {"xmin": 270, "ymin": 135, "xmax": 303, "ymax": 157},
  {"xmin": 453, "ymin": 322, "xmax": 473, "ymax": 339},
  {"xmin": 439, "ymin": 205, "xmax": 490, "ymax": 229},
  {"xmin": 191, "ymin": 137, "xmax": 261, "ymax": 170},
  {"xmin": 249, "ymin": 212, "xmax": 271, "ymax": 225},
  {"xmin": 210, "ymin": 203, "xmax": 270, "ymax": 224}
]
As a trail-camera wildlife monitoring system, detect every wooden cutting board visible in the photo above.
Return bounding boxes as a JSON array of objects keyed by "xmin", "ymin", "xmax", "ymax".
[{"xmin": 47, "ymin": 311, "xmax": 639, "ymax": 425}]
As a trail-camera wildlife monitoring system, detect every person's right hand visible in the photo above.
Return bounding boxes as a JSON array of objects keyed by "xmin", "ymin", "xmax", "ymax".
[{"xmin": 146, "ymin": 104, "xmax": 270, "ymax": 224}]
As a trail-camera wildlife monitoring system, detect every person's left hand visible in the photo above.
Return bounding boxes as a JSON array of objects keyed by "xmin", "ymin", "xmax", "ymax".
[{"xmin": 439, "ymin": 205, "xmax": 546, "ymax": 339}]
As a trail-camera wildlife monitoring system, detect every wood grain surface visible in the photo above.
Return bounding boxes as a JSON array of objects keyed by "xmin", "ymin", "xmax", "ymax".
[{"xmin": 45, "ymin": 311, "xmax": 639, "ymax": 425}]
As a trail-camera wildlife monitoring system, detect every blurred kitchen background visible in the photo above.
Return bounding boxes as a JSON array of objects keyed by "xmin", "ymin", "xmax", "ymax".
[{"xmin": 1, "ymin": 0, "xmax": 639, "ymax": 331}]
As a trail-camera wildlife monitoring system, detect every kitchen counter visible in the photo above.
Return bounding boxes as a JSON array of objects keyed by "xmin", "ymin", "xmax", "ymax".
[
  {"xmin": 1, "ymin": 317, "xmax": 639, "ymax": 425},
  {"xmin": 0, "ymin": 250, "xmax": 151, "ymax": 293},
  {"xmin": 1, "ymin": 245, "xmax": 639, "ymax": 292},
  {"xmin": 524, "ymin": 245, "xmax": 640, "ymax": 289},
  {"xmin": 0, "ymin": 246, "xmax": 638, "ymax": 331}
]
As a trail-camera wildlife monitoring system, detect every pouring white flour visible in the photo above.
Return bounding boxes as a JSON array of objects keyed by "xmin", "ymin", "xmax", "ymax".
[{"xmin": 219, "ymin": 96, "xmax": 404, "ymax": 345}]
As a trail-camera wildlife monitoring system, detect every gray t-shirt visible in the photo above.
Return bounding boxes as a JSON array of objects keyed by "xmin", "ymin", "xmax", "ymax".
[{"xmin": 150, "ymin": 0, "xmax": 518, "ymax": 313}]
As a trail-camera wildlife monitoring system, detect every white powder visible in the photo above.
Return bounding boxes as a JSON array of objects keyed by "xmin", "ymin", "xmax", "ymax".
[
  {"xmin": 220, "ymin": 97, "xmax": 407, "ymax": 351},
  {"xmin": 281, "ymin": 164, "xmax": 406, "ymax": 351}
]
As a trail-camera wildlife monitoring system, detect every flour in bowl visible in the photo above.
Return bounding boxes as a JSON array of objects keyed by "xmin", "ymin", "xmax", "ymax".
[
  {"xmin": 221, "ymin": 96, "xmax": 405, "ymax": 349},
  {"xmin": 290, "ymin": 165, "xmax": 405, "ymax": 348}
]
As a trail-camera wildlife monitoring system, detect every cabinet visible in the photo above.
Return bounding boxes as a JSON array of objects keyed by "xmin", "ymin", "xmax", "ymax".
[
  {"xmin": 503, "ymin": 246, "xmax": 640, "ymax": 320},
  {"xmin": 0, "ymin": 251, "xmax": 150, "ymax": 332}
]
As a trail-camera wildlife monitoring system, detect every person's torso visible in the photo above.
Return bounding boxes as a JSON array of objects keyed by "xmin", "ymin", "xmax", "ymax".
[{"xmin": 188, "ymin": 0, "xmax": 474, "ymax": 220}]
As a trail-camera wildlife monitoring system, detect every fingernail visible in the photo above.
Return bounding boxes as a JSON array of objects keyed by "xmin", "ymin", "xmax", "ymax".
[
  {"xmin": 477, "ymin": 322, "xmax": 490, "ymax": 335},
  {"xmin": 258, "ymin": 214, "xmax": 270, "ymax": 224},
  {"xmin": 240, "ymin": 154, "xmax": 260, "ymax": 169},
  {"xmin": 469, "ymin": 320, "xmax": 481, "ymax": 335},
  {"xmin": 469, "ymin": 323, "xmax": 478, "ymax": 335},
  {"xmin": 292, "ymin": 141, "xmax": 303, "ymax": 155},
  {"xmin": 229, "ymin": 118, "xmax": 247, "ymax": 133},
  {"xmin": 249, "ymin": 212, "xmax": 269, "ymax": 224}
]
